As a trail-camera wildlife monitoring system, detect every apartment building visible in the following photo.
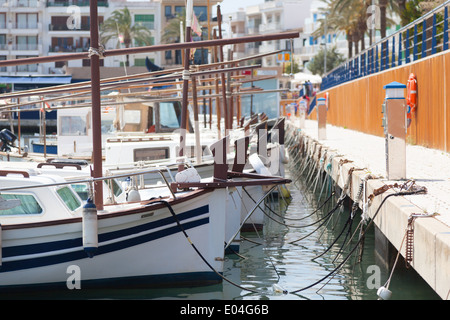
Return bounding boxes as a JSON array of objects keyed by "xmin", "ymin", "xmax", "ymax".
[
  {"xmin": 245, "ymin": 0, "xmax": 312, "ymax": 68},
  {"xmin": 44, "ymin": 0, "xmax": 159, "ymax": 76},
  {"xmin": 299, "ymin": 0, "xmax": 347, "ymax": 71},
  {"xmin": 158, "ymin": 0, "xmax": 220, "ymax": 66},
  {"xmin": 0, "ymin": 0, "xmax": 45, "ymax": 76}
]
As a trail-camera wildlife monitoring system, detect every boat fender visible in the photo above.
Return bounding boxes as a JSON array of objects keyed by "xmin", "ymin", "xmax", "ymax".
[
  {"xmin": 377, "ymin": 286, "xmax": 392, "ymax": 300},
  {"xmin": 82, "ymin": 198, "xmax": 98, "ymax": 258},
  {"xmin": 126, "ymin": 188, "xmax": 141, "ymax": 202},
  {"xmin": 175, "ymin": 167, "xmax": 201, "ymax": 183},
  {"xmin": 280, "ymin": 145, "xmax": 289, "ymax": 164}
]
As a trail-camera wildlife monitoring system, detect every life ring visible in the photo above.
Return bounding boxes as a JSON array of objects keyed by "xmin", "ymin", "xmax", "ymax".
[{"xmin": 406, "ymin": 73, "xmax": 417, "ymax": 127}]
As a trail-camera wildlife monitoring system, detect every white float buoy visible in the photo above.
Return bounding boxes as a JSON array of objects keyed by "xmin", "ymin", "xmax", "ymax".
[
  {"xmin": 272, "ymin": 283, "xmax": 288, "ymax": 294},
  {"xmin": 377, "ymin": 286, "xmax": 392, "ymax": 300}
]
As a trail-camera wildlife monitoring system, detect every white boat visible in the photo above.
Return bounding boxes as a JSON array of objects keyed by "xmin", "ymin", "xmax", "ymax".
[
  {"xmin": 0, "ymin": 166, "xmax": 230, "ymax": 290},
  {"xmin": 0, "ymin": 1, "xmax": 293, "ymax": 291}
]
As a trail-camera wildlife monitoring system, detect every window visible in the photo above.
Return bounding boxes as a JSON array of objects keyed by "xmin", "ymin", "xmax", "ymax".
[
  {"xmin": 59, "ymin": 115, "xmax": 88, "ymax": 136},
  {"xmin": 57, "ymin": 186, "xmax": 81, "ymax": 211},
  {"xmin": 16, "ymin": 36, "xmax": 38, "ymax": 50},
  {"xmin": 16, "ymin": 55, "xmax": 38, "ymax": 72},
  {"xmin": 0, "ymin": 55, "xmax": 6, "ymax": 72},
  {"xmin": 134, "ymin": 147, "xmax": 169, "ymax": 162},
  {"xmin": 55, "ymin": 60, "xmax": 67, "ymax": 68},
  {"xmin": 71, "ymin": 183, "xmax": 89, "ymax": 201},
  {"xmin": 174, "ymin": 6, "xmax": 185, "ymax": 16},
  {"xmin": 0, "ymin": 193, "xmax": 43, "ymax": 216},
  {"xmin": 123, "ymin": 110, "xmax": 141, "ymax": 124},
  {"xmin": 165, "ymin": 6, "xmax": 172, "ymax": 17},
  {"xmin": 0, "ymin": 34, "xmax": 6, "ymax": 50},
  {"xmin": 16, "ymin": 13, "xmax": 38, "ymax": 29},
  {"xmin": 0, "ymin": 13, "xmax": 6, "ymax": 29},
  {"xmin": 107, "ymin": 179, "xmax": 123, "ymax": 198},
  {"xmin": 194, "ymin": 6, "xmax": 207, "ymax": 22},
  {"xmin": 159, "ymin": 102, "xmax": 180, "ymax": 129},
  {"xmin": 135, "ymin": 14, "xmax": 154, "ymax": 29}
]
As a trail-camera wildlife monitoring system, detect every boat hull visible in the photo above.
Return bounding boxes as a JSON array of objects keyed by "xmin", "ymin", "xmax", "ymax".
[{"xmin": 0, "ymin": 189, "xmax": 227, "ymax": 290}]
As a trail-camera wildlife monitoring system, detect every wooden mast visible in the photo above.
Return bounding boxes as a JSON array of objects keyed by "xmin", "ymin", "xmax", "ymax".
[{"xmin": 89, "ymin": 0, "xmax": 103, "ymax": 210}]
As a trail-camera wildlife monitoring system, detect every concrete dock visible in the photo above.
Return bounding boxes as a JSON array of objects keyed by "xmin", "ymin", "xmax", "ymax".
[{"xmin": 286, "ymin": 118, "xmax": 450, "ymax": 300}]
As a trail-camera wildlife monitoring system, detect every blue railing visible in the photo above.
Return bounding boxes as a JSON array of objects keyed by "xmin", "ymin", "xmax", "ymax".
[{"xmin": 321, "ymin": 1, "xmax": 450, "ymax": 90}]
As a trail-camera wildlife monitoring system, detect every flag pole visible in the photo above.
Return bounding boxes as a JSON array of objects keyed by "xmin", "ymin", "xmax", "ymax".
[{"xmin": 179, "ymin": 0, "xmax": 193, "ymax": 172}]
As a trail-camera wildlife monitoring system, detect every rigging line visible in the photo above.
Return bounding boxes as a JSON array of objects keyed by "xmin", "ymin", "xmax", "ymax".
[
  {"xmin": 288, "ymin": 196, "xmax": 346, "ymax": 244},
  {"xmin": 224, "ymin": 241, "xmax": 247, "ymax": 260},
  {"xmin": 240, "ymin": 235, "xmax": 264, "ymax": 246},
  {"xmin": 235, "ymin": 186, "xmax": 263, "ymax": 239},
  {"xmin": 243, "ymin": 187, "xmax": 338, "ymax": 229},
  {"xmin": 289, "ymin": 190, "xmax": 425, "ymax": 294},
  {"xmin": 262, "ymin": 187, "xmax": 334, "ymax": 222},
  {"xmin": 332, "ymin": 217, "xmax": 360, "ymax": 263},
  {"xmin": 312, "ymin": 210, "xmax": 353, "ymax": 261},
  {"xmin": 152, "ymin": 200, "xmax": 260, "ymax": 294},
  {"xmin": 330, "ymin": 200, "xmax": 363, "ymax": 262},
  {"xmin": 383, "ymin": 228, "xmax": 408, "ymax": 290}
]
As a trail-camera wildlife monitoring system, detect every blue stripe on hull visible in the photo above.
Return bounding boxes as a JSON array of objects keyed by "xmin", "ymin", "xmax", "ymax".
[
  {"xmin": 1, "ymin": 205, "xmax": 210, "ymax": 273},
  {"xmin": 0, "ymin": 271, "xmax": 223, "ymax": 293}
]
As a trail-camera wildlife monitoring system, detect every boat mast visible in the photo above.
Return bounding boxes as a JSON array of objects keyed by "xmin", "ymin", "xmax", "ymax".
[{"xmin": 89, "ymin": 0, "xmax": 104, "ymax": 210}]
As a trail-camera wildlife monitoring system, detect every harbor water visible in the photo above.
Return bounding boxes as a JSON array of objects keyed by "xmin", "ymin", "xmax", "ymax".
[{"xmin": 0, "ymin": 166, "xmax": 439, "ymax": 301}]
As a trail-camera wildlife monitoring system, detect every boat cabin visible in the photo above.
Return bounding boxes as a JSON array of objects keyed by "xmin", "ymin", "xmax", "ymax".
[
  {"xmin": 0, "ymin": 169, "xmax": 84, "ymax": 224},
  {"xmin": 104, "ymin": 99, "xmax": 213, "ymax": 166}
]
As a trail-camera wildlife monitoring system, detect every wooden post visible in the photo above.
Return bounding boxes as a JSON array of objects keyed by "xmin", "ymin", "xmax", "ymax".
[{"xmin": 89, "ymin": 0, "xmax": 103, "ymax": 210}]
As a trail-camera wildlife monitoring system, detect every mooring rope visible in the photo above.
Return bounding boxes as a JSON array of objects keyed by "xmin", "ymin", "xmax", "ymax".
[
  {"xmin": 151, "ymin": 199, "xmax": 260, "ymax": 294},
  {"xmin": 289, "ymin": 188, "xmax": 427, "ymax": 294}
]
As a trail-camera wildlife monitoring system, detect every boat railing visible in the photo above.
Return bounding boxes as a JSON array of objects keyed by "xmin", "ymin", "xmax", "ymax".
[
  {"xmin": 0, "ymin": 167, "xmax": 178, "ymax": 201},
  {"xmin": 102, "ymin": 154, "xmax": 216, "ymax": 175},
  {"xmin": 321, "ymin": 0, "xmax": 450, "ymax": 90}
]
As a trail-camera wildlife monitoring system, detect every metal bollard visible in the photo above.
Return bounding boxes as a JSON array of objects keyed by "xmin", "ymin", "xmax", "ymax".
[
  {"xmin": 382, "ymin": 81, "xmax": 407, "ymax": 180},
  {"xmin": 298, "ymin": 99, "xmax": 307, "ymax": 129},
  {"xmin": 317, "ymin": 97, "xmax": 327, "ymax": 140}
]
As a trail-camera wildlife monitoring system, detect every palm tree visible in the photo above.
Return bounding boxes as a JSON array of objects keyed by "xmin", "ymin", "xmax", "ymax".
[
  {"xmin": 161, "ymin": 10, "xmax": 189, "ymax": 65},
  {"xmin": 100, "ymin": 7, "xmax": 153, "ymax": 66},
  {"xmin": 161, "ymin": 10, "xmax": 186, "ymax": 44},
  {"xmin": 313, "ymin": 0, "xmax": 363, "ymax": 58}
]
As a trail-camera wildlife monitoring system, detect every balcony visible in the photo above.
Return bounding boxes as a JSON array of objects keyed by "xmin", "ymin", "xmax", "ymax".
[
  {"xmin": 46, "ymin": 0, "xmax": 108, "ymax": 7},
  {"xmin": 0, "ymin": 0, "xmax": 42, "ymax": 7},
  {"xmin": 13, "ymin": 43, "xmax": 39, "ymax": 50},
  {"xmin": 16, "ymin": 64, "xmax": 38, "ymax": 72},
  {"xmin": 49, "ymin": 24, "xmax": 91, "ymax": 31},
  {"xmin": 15, "ymin": 22, "xmax": 39, "ymax": 29},
  {"xmin": 15, "ymin": 0, "xmax": 41, "ymax": 7},
  {"xmin": 49, "ymin": 45, "xmax": 86, "ymax": 53},
  {"xmin": 247, "ymin": 26, "xmax": 260, "ymax": 35}
]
